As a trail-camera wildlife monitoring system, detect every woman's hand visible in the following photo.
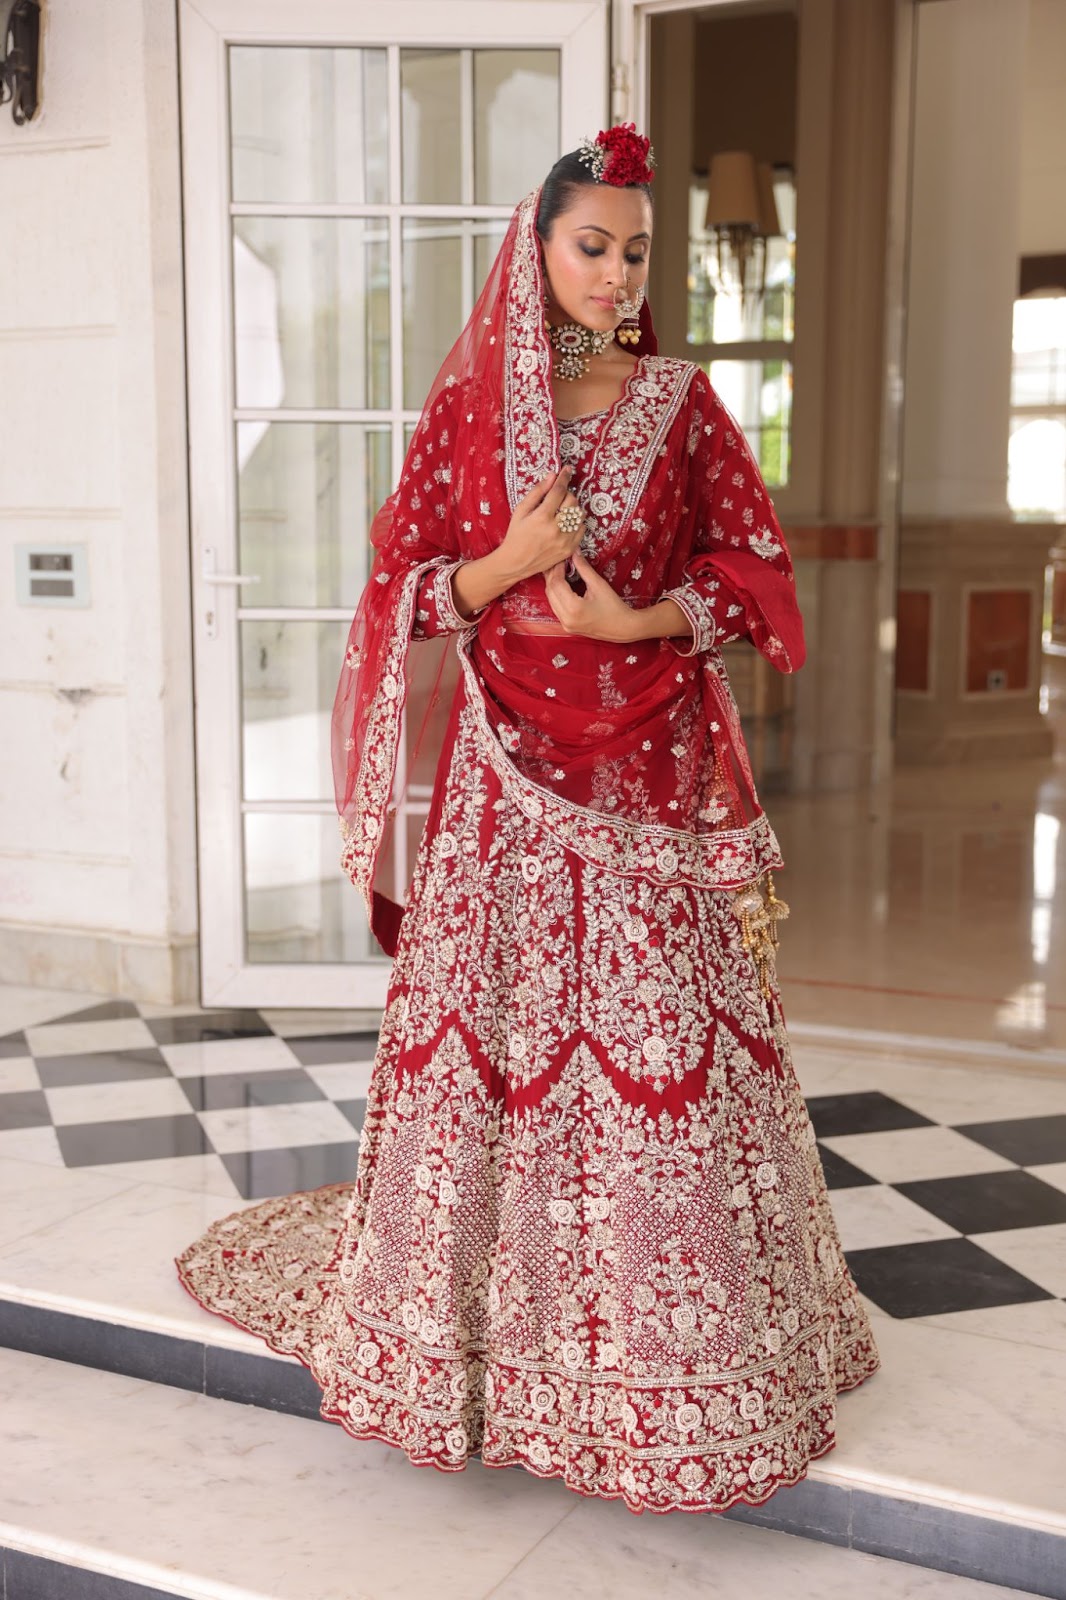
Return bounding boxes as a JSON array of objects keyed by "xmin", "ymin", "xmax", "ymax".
[
  {"xmin": 496, "ymin": 467, "xmax": 587, "ymax": 582},
  {"xmin": 544, "ymin": 552, "xmax": 698, "ymax": 647},
  {"xmin": 543, "ymin": 551, "xmax": 641, "ymax": 642},
  {"xmin": 450, "ymin": 467, "xmax": 587, "ymax": 619}
]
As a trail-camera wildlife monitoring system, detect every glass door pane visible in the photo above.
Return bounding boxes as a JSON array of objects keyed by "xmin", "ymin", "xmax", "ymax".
[{"xmin": 230, "ymin": 42, "xmax": 562, "ymax": 974}]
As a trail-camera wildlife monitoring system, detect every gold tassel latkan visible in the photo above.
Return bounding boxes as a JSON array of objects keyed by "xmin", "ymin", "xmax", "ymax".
[{"xmin": 731, "ymin": 872, "xmax": 790, "ymax": 1000}]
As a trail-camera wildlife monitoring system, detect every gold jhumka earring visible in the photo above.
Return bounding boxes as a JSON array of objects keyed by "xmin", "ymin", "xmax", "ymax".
[{"xmin": 731, "ymin": 873, "xmax": 790, "ymax": 1000}]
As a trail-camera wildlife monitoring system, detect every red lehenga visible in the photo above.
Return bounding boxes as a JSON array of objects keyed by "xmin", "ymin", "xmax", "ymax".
[{"xmin": 176, "ymin": 185, "xmax": 881, "ymax": 1516}]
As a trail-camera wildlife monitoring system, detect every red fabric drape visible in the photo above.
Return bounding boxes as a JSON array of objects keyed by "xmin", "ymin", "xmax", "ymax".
[{"xmin": 331, "ymin": 186, "xmax": 805, "ymax": 953}]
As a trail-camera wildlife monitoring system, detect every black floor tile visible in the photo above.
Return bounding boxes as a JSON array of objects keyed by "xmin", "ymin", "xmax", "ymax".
[
  {"xmin": 286, "ymin": 1031, "xmax": 378, "ymax": 1067},
  {"xmin": 815, "ymin": 1143, "xmax": 882, "ymax": 1189},
  {"xmin": 894, "ymin": 1168, "xmax": 1066, "ymax": 1235},
  {"xmin": 804, "ymin": 1091, "xmax": 934, "ymax": 1138},
  {"xmin": 56, "ymin": 1114, "xmax": 213, "ymax": 1167},
  {"xmin": 0, "ymin": 1030, "xmax": 28, "ymax": 1058},
  {"xmin": 0, "ymin": 1089, "xmax": 50, "ymax": 1131},
  {"xmin": 954, "ymin": 1113, "xmax": 1066, "ymax": 1168},
  {"xmin": 46, "ymin": 1000, "xmax": 141, "ymax": 1026},
  {"xmin": 36, "ymin": 1047, "xmax": 170, "ymax": 1091},
  {"xmin": 180, "ymin": 1068, "xmax": 325, "ymax": 1112},
  {"xmin": 335, "ymin": 1097, "xmax": 367, "ymax": 1131},
  {"xmin": 845, "ymin": 1236, "xmax": 1055, "ymax": 1318},
  {"xmin": 221, "ymin": 1141, "xmax": 359, "ymax": 1200},
  {"xmin": 144, "ymin": 1010, "xmax": 272, "ymax": 1046}
]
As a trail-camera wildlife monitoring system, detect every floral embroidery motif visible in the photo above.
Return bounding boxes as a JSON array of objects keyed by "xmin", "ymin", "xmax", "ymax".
[
  {"xmin": 178, "ymin": 703, "xmax": 881, "ymax": 1517},
  {"xmin": 455, "ymin": 631, "xmax": 784, "ymax": 892}
]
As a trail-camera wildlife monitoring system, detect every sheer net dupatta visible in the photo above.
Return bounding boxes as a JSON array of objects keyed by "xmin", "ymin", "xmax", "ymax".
[{"xmin": 330, "ymin": 194, "xmax": 534, "ymax": 955}]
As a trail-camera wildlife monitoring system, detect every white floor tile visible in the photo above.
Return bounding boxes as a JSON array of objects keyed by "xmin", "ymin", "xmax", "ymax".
[
  {"xmin": 819, "ymin": 1126, "xmax": 1015, "ymax": 1184},
  {"xmin": 196, "ymin": 1099, "xmax": 358, "ymax": 1154},
  {"xmin": 0, "ymin": 1159, "xmax": 135, "ymax": 1250},
  {"xmin": 24, "ymin": 1017, "xmax": 157, "ymax": 1059},
  {"xmin": 815, "ymin": 1311, "xmax": 1066, "ymax": 1528},
  {"xmin": 811, "ymin": 1054, "xmax": 1066, "ymax": 1128},
  {"xmin": 161, "ymin": 1035, "xmax": 302, "ymax": 1078},
  {"xmin": 306, "ymin": 1059, "xmax": 375, "ymax": 1100},
  {"xmin": 491, "ymin": 1492, "xmax": 1034, "ymax": 1600},
  {"xmin": 0, "ymin": 1347, "xmax": 576, "ymax": 1600},
  {"xmin": 0, "ymin": 1125, "xmax": 65, "ymax": 1166},
  {"xmin": 86, "ymin": 1153, "xmax": 241, "ymax": 1200},
  {"xmin": 0, "ymin": 984, "xmax": 105, "ymax": 1036},
  {"xmin": 918, "ymin": 1296, "xmax": 1066, "ymax": 1355},
  {"xmin": 0, "ymin": 1057, "xmax": 40, "ymax": 1093},
  {"xmin": 0, "ymin": 1179, "xmax": 263, "ymax": 1349},
  {"xmin": 968, "ymin": 1221, "xmax": 1066, "ymax": 1299},
  {"xmin": 45, "ymin": 1076, "xmax": 193, "ymax": 1127},
  {"xmin": 827, "ymin": 1183, "xmax": 960, "ymax": 1252}
]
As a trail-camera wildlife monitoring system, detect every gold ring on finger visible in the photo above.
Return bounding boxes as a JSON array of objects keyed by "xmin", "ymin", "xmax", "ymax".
[{"xmin": 555, "ymin": 504, "xmax": 584, "ymax": 535}]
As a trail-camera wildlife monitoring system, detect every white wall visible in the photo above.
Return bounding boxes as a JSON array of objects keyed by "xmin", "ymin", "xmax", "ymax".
[{"xmin": 0, "ymin": 0, "xmax": 197, "ymax": 1000}]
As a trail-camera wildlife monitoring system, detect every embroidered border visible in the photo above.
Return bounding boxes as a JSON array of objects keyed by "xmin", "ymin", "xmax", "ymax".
[
  {"xmin": 504, "ymin": 190, "xmax": 557, "ymax": 509},
  {"xmin": 339, "ymin": 556, "xmax": 465, "ymax": 919},
  {"xmin": 663, "ymin": 583, "xmax": 719, "ymax": 655},
  {"xmin": 580, "ymin": 358, "xmax": 695, "ymax": 558},
  {"xmin": 455, "ymin": 630, "xmax": 783, "ymax": 891}
]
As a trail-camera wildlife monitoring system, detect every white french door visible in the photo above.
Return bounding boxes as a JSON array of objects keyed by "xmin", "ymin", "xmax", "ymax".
[{"xmin": 181, "ymin": 0, "xmax": 609, "ymax": 1006}]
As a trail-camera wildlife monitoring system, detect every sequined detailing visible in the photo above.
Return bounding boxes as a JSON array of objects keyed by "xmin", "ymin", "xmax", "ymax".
[{"xmin": 178, "ymin": 702, "xmax": 881, "ymax": 1516}]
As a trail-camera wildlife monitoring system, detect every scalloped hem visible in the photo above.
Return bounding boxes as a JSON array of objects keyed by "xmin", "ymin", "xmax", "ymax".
[{"xmin": 176, "ymin": 1255, "xmax": 881, "ymax": 1518}]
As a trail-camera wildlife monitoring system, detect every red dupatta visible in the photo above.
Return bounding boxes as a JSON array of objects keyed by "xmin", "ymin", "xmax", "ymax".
[{"xmin": 331, "ymin": 185, "xmax": 805, "ymax": 954}]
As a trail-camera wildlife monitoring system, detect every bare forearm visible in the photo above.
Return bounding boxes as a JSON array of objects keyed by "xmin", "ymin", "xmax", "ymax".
[
  {"xmin": 619, "ymin": 598, "xmax": 695, "ymax": 645},
  {"xmin": 450, "ymin": 550, "xmax": 520, "ymax": 619}
]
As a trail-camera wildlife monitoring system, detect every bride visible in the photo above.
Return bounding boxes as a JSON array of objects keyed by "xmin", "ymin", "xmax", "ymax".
[{"xmin": 177, "ymin": 122, "xmax": 881, "ymax": 1517}]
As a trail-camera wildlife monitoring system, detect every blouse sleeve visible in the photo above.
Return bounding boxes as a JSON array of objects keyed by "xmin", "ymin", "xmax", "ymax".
[
  {"xmin": 662, "ymin": 370, "xmax": 806, "ymax": 673},
  {"xmin": 410, "ymin": 559, "xmax": 486, "ymax": 640}
]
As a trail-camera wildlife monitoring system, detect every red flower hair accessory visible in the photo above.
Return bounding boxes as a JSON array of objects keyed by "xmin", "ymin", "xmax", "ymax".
[{"xmin": 576, "ymin": 122, "xmax": 656, "ymax": 186}]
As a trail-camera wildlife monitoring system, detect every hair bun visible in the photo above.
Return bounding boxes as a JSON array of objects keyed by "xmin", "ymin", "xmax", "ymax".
[{"xmin": 576, "ymin": 122, "xmax": 656, "ymax": 186}]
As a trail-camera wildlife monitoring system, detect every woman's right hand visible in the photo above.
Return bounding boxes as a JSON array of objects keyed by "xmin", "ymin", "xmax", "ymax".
[
  {"xmin": 496, "ymin": 467, "xmax": 586, "ymax": 581},
  {"xmin": 449, "ymin": 466, "xmax": 586, "ymax": 620}
]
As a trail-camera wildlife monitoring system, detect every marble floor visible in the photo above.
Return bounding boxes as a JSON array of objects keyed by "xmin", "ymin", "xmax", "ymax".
[{"xmin": 768, "ymin": 653, "xmax": 1066, "ymax": 1052}]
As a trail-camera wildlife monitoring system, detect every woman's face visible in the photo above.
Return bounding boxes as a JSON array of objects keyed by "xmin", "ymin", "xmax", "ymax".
[{"xmin": 540, "ymin": 183, "xmax": 653, "ymax": 335}]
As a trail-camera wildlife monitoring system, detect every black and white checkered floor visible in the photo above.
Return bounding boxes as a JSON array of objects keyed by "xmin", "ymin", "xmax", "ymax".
[{"xmin": 2, "ymin": 997, "xmax": 1065, "ymax": 1322}]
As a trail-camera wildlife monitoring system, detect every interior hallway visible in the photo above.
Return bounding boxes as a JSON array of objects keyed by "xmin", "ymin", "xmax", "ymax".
[{"xmin": 771, "ymin": 654, "xmax": 1066, "ymax": 1053}]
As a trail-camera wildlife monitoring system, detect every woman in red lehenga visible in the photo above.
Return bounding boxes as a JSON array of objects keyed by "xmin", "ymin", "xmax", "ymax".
[{"xmin": 177, "ymin": 124, "xmax": 881, "ymax": 1515}]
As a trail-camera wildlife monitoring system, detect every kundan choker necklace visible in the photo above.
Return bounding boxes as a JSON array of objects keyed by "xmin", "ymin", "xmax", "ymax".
[{"xmin": 546, "ymin": 318, "xmax": 616, "ymax": 381}]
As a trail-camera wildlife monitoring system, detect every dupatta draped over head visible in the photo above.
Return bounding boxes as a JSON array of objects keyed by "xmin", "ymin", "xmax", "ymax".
[{"xmin": 331, "ymin": 184, "xmax": 805, "ymax": 956}]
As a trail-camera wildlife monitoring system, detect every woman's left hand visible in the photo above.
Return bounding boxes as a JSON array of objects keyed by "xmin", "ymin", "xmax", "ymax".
[{"xmin": 543, "ymin": 551, "xmax": 638, "ymax": 641}]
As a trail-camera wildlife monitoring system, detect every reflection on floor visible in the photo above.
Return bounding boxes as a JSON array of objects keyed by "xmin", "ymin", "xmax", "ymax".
[{"xmin": 769, "ymin": 653, "xmax": 1066, "ymax": 1052}]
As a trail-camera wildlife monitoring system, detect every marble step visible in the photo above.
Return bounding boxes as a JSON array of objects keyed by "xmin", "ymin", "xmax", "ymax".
[
  {"xmin": 0, "ymin": 1165, "xmax": 1064, "ymax": 1596},
  {"xmin": 1, "ymin": 1284, "xmax": 1065, "ymax": 1599},
  {"xmin": 0, "ymin": 1345, "xmax": 1053, "ymax": 1600}
]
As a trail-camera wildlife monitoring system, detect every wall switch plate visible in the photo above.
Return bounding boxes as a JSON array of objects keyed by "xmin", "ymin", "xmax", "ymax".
[{"xmin": 15, "ymin": 544, "xmax": 90, "ymax": 607}]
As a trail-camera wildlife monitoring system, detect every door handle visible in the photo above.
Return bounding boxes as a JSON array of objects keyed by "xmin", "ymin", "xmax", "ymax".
[{"xmin": 202, "ymin": 546, "xmax": 259, "ymax": 638}]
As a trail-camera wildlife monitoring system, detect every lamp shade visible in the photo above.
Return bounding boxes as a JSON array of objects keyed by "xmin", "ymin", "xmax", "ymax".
[
  {"xmin": 755, "ymin": 162, "xmax": 781, "ymax": 238},
  {"xmin": 704, "ymin": 151, "xmax": 761, "ymax": 230}
]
